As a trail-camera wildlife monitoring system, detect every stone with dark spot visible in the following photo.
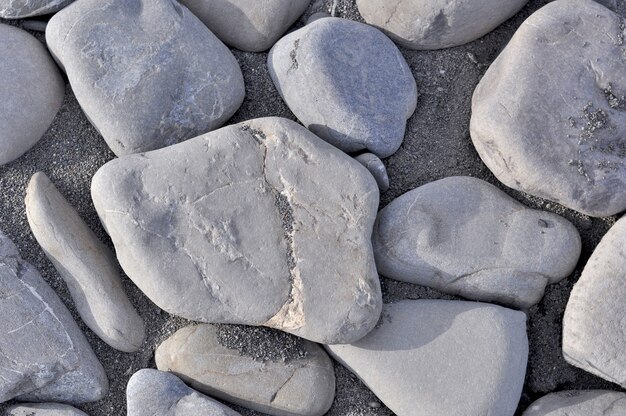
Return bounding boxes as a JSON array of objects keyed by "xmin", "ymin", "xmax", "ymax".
[
  {"xmin": 0, "ymin": 0, "xmax": 73, "ymax": 18},
  {"xmin": 46, "ymin": 0, "xmax": 245, "ymax": 156},
  {"xmin": 6, "ymin": 403, "xmax": 88, "ymax": 416},
  {"xmin": 268, "ymin": 17, "xmax": 417, "ymax": 158},
  {"xmin": 91, "ymin": 117, "xmax": 381, "ymax": 344},
  {"xmin": 471, "ymin": 0, "xmax": 626, "ymax": 217},
  {"xmin": 372, "ymin": 177, "xmax": 581, "ymax": 309},
  {"xmin": 0, "ymin": 231, "xmax": 108, "ymax": 404},
  {"xmin": 155, "ymin": 324, "xmax": 335, "ymax": 416},
  {"xmin": 522, "ymin": 390, "xmax": 626, "ymax": 415}
]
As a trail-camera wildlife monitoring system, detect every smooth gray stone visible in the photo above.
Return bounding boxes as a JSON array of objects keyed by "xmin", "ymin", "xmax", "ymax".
[
  {"xmin": 306, "ymin": 12, "xmax": 330, "ymax": 25},
  {"xmin": 563, "ymin": 215, "xmax": 626, "ymax": 387},
  {"xmin": 46, "ymin": 0, "xmax": 245, "ymax": 156},
  {"xmin": 0, "ymin": 24, "xmax": 63, "ymax": 165},
  {"xmin": 372, "ymin": 177, "xmax": 581, "ymax": 308},
  {"xmin": 6, "ymin": 403, "xmax": 88, "ymax": 416},
  {"xmin": 179, "ymin": 0, "xmax": 310, "ymax": 52},
  {"xmin": 522, "ymin": 390, "xmax": 626, "ymax": 415},
  {"xmin": 326, "ymin": 300, "xmax": 528, "ymax": 416},
  {"xmin": 91, "ymin": 117, "xmax": 381, "ymax": 344},
  {"xmin": 25, "ymin": 172, "xmax": 146, "ymax": 353},
  {"xmin": 471, "ymin": 0, "xmax": 626, "ymax": 217},
  {"xmin": 155, "ymin": 324, "xmax": 335, "ymax": 416},
  {"xmin": 0, "ymin": 0, "xmax": 73, "ymax": 18},
  {"xmin": 268, "ymin": 17, "xmax": 417, "ymax": 158},
  {"xmin": 356, "ymin": 0, "xmax": 528, "ymax": 50},
  {"xmin": 0, "ymin": 231, "xmax": 107, "ymax": 404},
  {"xmin": 127, "ymin": 369, "xmax": 241, "ymax": 416},
  {"xmin": 354, "ymin": 153, "xmax": 389, "ymax": 191}
]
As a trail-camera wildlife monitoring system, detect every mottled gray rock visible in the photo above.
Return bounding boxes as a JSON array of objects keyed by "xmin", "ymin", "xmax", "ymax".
[
  {"xmin": 25, "ymin": 172, "xmax": 146, "ymax": 353},
  {"xmin": 6, "ymin": 403, "xmax": 88, "ymax": 416},
  {"xmin": 91, "ymin": 117, "xmax": 381, "ymax": 344},
  {"xmin": 46, "ymin": 0, "xmax": 245, "ymax": 156},
  {"xmin": 356, "ymin": 0, "xmax": 528, "ymax": 49},
  {"xmin": 155, "ymin": 324, "xmax": 335, "ymax": 416},
  {"xmin": 372, "ymin": 177, "xmax": 581, "ymax": 308},
  {"xmin": 522, "ymin": 390, "xmax": 626, "ymax": 415},
  {"xmin": 179, "ymin": 0, "xmax": 310, "ymax": 52},
  {"xmin": 563, "ymin": 215, "xmax": 626, "ymax": 387},
  {"xmin": 471, "ymin": 0, "xmax": 626, "ymax": 217},
  {"xmin": 0, "ymin": 24, "xmax": 63, "ymax": 165},
  {"xmin": 354, "ymin": 153, "xmax": 389, "ymax": 191},
  {"xmin": 268, "ymin": 17, "xmax": 417, "ymax": 158},
  {"xmin": 326, "ymin": 300, "xmax": 528, "ymax": 416},
  {"xmin": 0, "ymin": 231, "xmax": 107, "ymax": 403},
  {"xmin": 127, "ymin": 369, "xmax": 241, "ymax": 416},
  {"xmin": 0, "ymin": 0, "xmax": 73, "ymax": 18}
]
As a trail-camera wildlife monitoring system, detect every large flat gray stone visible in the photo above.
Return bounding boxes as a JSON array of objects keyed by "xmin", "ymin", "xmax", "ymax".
[
  {"xmin": 0, "ymin": 0, "xmax": 73, "ymax": 18},
  {"xmin": 0, "ymin": 24, "xmax": 64, "ymax": 165},
  {"xmin": 372, "ymin": 177, "xmax": 581, "ymax": 308},
  {"xmin": 326, "ymin": 300, "xmax": 528, "ymax": 416},
  {"xmin": 91, "ymin": 117, "xmax": 381, "ymax": 344},
  {"xmin": 523, "ymin": 390, "xmax": 626, "ymax": 415},
  {"xmin": 268, "ymin": 17, "xmax": 417, "ymax": 158},
  {"xmin": 155, "ymin": 324, "xmax": 335, "ymax": 416},
  {"xmin": 46, "ymin": 0, "xmax": 245, "ymax": 156},
  {"xmin": 471, "ymin": 0, "xmax": 626, "ymax": 217}
]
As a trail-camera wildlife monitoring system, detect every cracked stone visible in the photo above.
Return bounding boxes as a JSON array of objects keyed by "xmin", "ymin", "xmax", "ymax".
[
  {"xmin": 6, "ymin": 403, "xmax": 88, "ymax": 416},
  {"xmin": 354, "ymin": 153, "xmax": 390, "ymax": 191},
  {"xmin": 326, "ymin": 300, "xmax": 528, "ymax": 416},
  {"xmin": 0, "ymin": 0, "xmax": 73, "ymax": 18},
  {"xmin": 46, "ymin": 0, "xmax": 245, "ymax": 156},
  {"xmin": 471, "ymin": 0, "xmax": 626, "ymax": 217},
  {"xmin": 268, "ymin": 17, "xmax": 417, "ymax": 158},
  {"xmin": 356, "ymin": 0, "xmax": 528, "ymax": 49},
  {"xmin": 178, "ymin": 0, "xmax": 310, "ymax": 52},
  {"xmin": 0, "ymin": 230, "xmax": 108, "ymax": 404},
  {"xmin": 25, "ymin": 172, "xmax": 146, "ymax": 353},
  {"xmin": 91, "ymin": 117, "xmax": 381, "ymax": 344},
  {"xmin": 522, "ymin": 390, "xmax": 626, "ymax": 415},
  {"xmin": 127, "ymin": 369, "xmax": 241, "ymax": 416},
  {"xmin": 0, "ymin": 24, "xmax": 64, "ymax": 165},
  {"xmin": 155, "ymin": 324, "xmax": 335, "ymax": 416},
  {"xmin": 563, "ymin": 215, "xmax": 626, "ymax": 388},
  {"xmin": 372, "ymin": 177, "xmax": 581, "ymax": 309}
]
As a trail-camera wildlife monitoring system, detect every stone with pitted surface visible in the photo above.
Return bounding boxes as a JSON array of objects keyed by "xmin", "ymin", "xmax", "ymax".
[{"xmin": 0, "ymin": 0, "xmax": 73, "ymax": 18}]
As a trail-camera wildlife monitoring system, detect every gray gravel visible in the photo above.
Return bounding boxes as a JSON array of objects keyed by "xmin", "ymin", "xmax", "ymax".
[{"xmin": 1, "ymin": 0, "xmax": 626, "ymax": 415}]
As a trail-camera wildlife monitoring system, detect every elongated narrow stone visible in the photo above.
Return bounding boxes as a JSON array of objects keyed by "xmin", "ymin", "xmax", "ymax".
[
  {"xmin": 522, "ymin": 390, "xmax": 626, "ymax": 415},
  {"xmin": 6, "ymin": 403, "xmax": 88, "ymax": 416}
]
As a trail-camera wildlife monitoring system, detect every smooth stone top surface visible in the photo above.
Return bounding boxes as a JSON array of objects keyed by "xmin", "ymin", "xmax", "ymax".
[
  {"xmin": 372, "ymin": 176, "xmax": 581, "ymax": 308},
  {"xmin": 326, "ymin": 300, "xmax": 528, "ymax": 416},
  {"xmin": 46, "ymin": 0, "xmax": 245, "ymax": 156},
  {"xmin": 471, "ymin": 0, "xmax": 626, "ymax": 217},
  {"xmin": 522, "ymin": 390, "xmax": 626, "ymax": 415},
  {"xmin": 155, "ymin": 324, "xmax": 335, "ymax": 416},
  {"xmin": 91, "ymin": 117, "xmax": 381, "ymax": 344},
  {"xmin": 563, "ymin": 215, "xmax": 626, "ymax": 388},
  {"xmin": 268, "ymin": 17, "xmax": 417, "ymax": 158},
  {"xmin": 25, "ymin": 172, "xmax": 146, "ymax": 352},
  {"xmin": 0, "ymin": 231, "xmax": 107, "ymax": 404},
  {"xmin": 6, "ymin": 403, "xmax": 88, "ymax": 416},
  {"xmin": 179, "ymin": 0, "xmax": 310, "ymax": 52},
  {"xmin": 127, "ymin": 369, "xmax": 241, "ymax": 416},
  {"xmin": 0, "ymin": 0, "xmax": 73, "ymax": 18},
  {"xmin": 356, "ymin": 0, "xmax": 528, "ymax": 49},
  {"xmin": 0, "ymin": 24, "xmax": 64, "ymax": 165}
]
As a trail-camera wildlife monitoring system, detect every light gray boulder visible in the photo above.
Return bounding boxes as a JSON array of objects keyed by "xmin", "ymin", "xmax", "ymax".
[
  {"xmin": 268, "ymin": 17, "xmax": 417, "ymax": 158},
  {"xmin": 5, "ymin": 403, "xmax": 88, "ymax": 416},
  {"xmin": 179, "ymin": 0, "xmax": 310, "ymax": 52},
  {"xmin": 471, "ymin": 0, "xmax": 626, "ymax": 217},
  {"xmin": 91, "ymin": 117, "xmax": 381, "ymax": 344},
  {"xmin": 25, "ymin": 172, "xmax": 146, "ymax": 353},
  {"xmin": 356, "ymin": 0, "xmax": 528, "ymax": 50},
  {"xmin": 127, "ymin": 369, "xmax": 240, "ymax": 416},
  {"xmin": 0, "ymin": 24, "xmax": 64, "ymax": 165},
  {"xmin": 372, "ymin": 177, "xmax": 581, "ymax": 308},
  {"xmin": 326, "ymin": 300, "xmax": 528, "ymax": 416},
  {"xmin": 155, "ymin": 324, "xmax": 335, "ymax": 416},
  {"xmin": 563, "ymin": 215, "xmax": 626, "ymax": 388},
  {"xmin": 0, "ymin": 0, "xmax": 73, "ymax": 18},
  {"xmin": 354, "ymin": 153, "xmax": 389, "ymax": 191},
  {"xmin": 46, "ymin": 0, "xmax": 245, "ymax": 156},
  {"xmin": 522, "ymin": 390, "xmax": 626, "ymax": 415},
  {"xmin": 0, "ymin": 231, "xmax": 107, "ymax": 404}
]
